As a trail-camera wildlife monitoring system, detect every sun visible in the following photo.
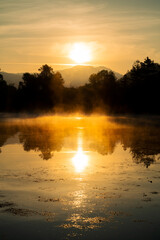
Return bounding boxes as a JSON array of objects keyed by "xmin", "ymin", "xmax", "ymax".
[{"xmin": 69, "ymin": 43, "xmax": 92, "ymax": 64}]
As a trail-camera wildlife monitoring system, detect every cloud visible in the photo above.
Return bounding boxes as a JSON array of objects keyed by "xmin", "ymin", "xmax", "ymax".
[{"xmin": 0, "ymin": 0, "xmax": 160, "ymax": 73}]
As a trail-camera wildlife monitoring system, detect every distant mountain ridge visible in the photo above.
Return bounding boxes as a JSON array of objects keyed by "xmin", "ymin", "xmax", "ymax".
[
  {"xmin": 1, "ymin": 65, "xmax": 123, "ymax": 88},
  {"xmin": 1, "ymin": 72, "xmax": 23, "ymax": 87},
  {"xmin": 60, "ymin": 65, "xmax": 122, "ymax": 87}
]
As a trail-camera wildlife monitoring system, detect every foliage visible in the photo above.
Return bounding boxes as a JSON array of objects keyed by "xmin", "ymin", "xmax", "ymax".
[
  {"xmin": 0, "ymin": 58, "xmax": 160, "ymax": 114},
  {"xmin": 117, "ymin": 57, "xmax": 160, "ymax": 113},
  {"xmin": 17, "ymin": 64, "xmax": 64, "ymax": 111}
]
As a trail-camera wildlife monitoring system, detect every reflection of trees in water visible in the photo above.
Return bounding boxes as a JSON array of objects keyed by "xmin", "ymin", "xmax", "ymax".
[
  {"xmin": 121, "ymin": 124, "xmax": 160, "ymax": 167},
  {"xmin": 18, "ymin": 121, "xmax": 75, "ymax": 160},
  {"xmin": 0, "ymin": 120, "xmax": 74, "ymax": 160},
  {"xmin": 85, "ymin": 121, "xmax": 160, "ymax": 168},
  {"xmin": 0, "ymin": 118, "xmax": 160, "ymax": 166},
  {"xmin": 88, "ymin": 129, "xmax": 119, "ymax": 156},
  {"xmin": 133, "ymin": 156, "xmax": 155, "ymax": 168},
  {"xmin": 0, "ymin": 122, "xmax": 18, "ymax": 153},
  {"xmin": 19, "ymin": 125, "xmax": 63, "ymax": 160}
]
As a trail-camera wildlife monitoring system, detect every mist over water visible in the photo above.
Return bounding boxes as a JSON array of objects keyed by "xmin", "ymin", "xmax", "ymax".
[{"xmin": 0, "ymin": 115, "xmax": 160, "ymax": 240}]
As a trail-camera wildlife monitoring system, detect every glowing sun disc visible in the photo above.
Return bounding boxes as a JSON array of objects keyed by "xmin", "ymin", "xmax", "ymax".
[{"xmin": 69, "ymin": 43, "xmax": 91, "ymax": 64}]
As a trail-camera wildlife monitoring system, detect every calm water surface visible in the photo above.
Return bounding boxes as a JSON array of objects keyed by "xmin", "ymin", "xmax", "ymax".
[{"xmin": 0, "ymin": 116, "xmax": 160, "ymax": 240}]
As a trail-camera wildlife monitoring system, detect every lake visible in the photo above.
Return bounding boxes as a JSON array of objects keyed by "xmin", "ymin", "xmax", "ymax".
[{"xmin": 0, "ymin": 116, "xmax": 160, "ymax": 240}]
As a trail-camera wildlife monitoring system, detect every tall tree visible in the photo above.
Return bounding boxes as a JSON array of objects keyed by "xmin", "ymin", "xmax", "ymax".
[{"xmin": 17, "ymin": 64, "xmax": 64, "ymax": 111}]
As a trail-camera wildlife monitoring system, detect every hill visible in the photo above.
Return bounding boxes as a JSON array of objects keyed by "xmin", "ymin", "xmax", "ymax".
[
  {"xmin": 60, "ymin": 65, "xmax": 122, "ymax": 87},
  {"xmin": 1, "ymin": 72, "xmax": 23, "ymax": 87},
  {"xmin": 1, "ymin": 65, "xmax": 122, "ymax": 88}
]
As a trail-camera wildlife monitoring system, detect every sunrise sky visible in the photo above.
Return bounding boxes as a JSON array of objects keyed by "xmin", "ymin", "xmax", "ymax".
[{"xmin": 0, "ymin": 0, "xmax": 160, "ymax": 74}]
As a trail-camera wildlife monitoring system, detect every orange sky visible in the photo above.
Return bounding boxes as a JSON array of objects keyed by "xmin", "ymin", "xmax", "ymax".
[{"xmin": 0, "ymin": 0, "xmax": 160, "ymax": 74}]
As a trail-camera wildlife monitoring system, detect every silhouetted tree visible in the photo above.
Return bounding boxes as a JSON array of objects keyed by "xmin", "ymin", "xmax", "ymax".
[
  {"xmin": 0, "ymin": 73, "xmax": 16, "ymax": 111},
  {"xmin": 118, "ymin": 57, "xmax": 160, "ymax": 113},
  {"xmin": 17, "ymin": 64, "xmax": 64, "ymax": 111},
  {"xmin": 63, "ymin": 87, "xmax": 80, "ymax": 112},
  {"xmin": 0, "ymin": 74, "xmax": 3, "ymax": 81},
  {"xmin": 80, "ymin": 70, "xmax": 117, "ymax": 113},
  {"xmin": 0, "ymin": 58, "xmax": 160, "ymax": 114}
]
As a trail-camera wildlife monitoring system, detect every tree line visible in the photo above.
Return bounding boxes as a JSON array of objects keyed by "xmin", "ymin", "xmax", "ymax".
[{"xmin": 0, "ymin": 57, "xmax": 160, "ymax": 114}]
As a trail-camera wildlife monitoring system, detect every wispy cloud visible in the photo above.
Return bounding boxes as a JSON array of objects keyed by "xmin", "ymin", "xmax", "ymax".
[{"xmin": 0, "ymin": 0, "xmax": 160, "ymax": 73}]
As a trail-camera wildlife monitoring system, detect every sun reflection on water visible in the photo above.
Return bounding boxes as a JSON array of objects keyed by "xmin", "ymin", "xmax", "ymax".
[
  {"xmin": 72, "ymin": 147, "xmax": 89, "ymax": 173},
  {"xmin": 72, "ymin": 132, "xmax": 89, "ymax": 173}
]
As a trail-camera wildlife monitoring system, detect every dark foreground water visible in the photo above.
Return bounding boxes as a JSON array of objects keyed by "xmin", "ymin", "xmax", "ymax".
[{"xmin": 0, "ymin": 116, "xmax": 160, "ymax": 240}]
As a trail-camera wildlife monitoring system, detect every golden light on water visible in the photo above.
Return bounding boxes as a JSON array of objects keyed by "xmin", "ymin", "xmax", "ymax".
[
  {"xmin": 69, "ymin": 43, "xmax": 92, "ymax": 64},
  {"xmin": 72, "ymin": 132, "xmax": 89, "ymax": 173},
  {"xmin": 72, "ymin": 147, "xmax": 89, "ymax": 173}
]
